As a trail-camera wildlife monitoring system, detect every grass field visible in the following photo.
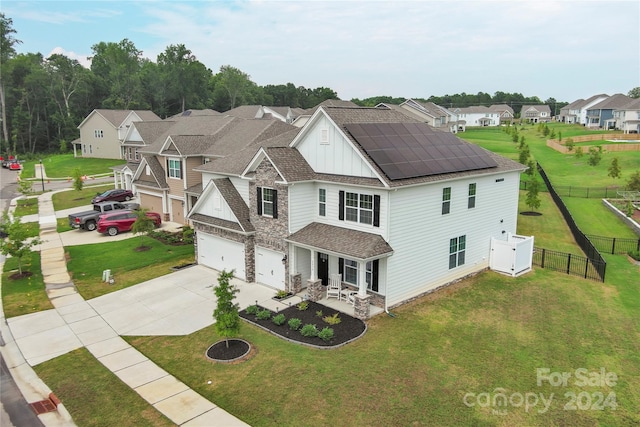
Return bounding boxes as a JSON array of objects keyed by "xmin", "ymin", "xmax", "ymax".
[
  {"xmin": 14, "ymin": 198, "xmax": 39, "ymax": 216},
  {"xmin": 1, "ymin": 252, "xmax": 52, "ymax": 318},
  {"xmin": 51, "ymin": 184, "xmax": 112, "ymax": 211},
  {"xmin": 19, "ymin": 154, "xmax": 124, "ymax": 179}
]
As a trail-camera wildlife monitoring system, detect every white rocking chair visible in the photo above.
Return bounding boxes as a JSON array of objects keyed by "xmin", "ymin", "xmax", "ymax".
[{"xmin": 326, "ymin": 274, "xmax": 342, "ymax": 300}]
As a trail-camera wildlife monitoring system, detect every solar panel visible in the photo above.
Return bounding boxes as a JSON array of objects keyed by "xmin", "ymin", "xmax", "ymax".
[{"xmin": 345, "ymin": 123, "xmax": 497, "ymax": 180}]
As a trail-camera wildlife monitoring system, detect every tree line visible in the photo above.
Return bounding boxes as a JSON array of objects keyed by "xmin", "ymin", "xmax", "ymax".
[{"xmin": 0, "ymin": 14, "xmax": 339, "ymax": 156}]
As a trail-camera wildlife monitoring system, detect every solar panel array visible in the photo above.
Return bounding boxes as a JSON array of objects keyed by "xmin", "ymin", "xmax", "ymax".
[{"xmin": 344, "ymin": 122, "xmax": 498, "ymax": 180}]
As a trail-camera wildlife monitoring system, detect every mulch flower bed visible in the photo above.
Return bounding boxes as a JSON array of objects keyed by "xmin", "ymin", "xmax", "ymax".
[
  {"xmin": 206, "ymin": 339, "xmax": 251, "ymax": 362},
  {"xmin": 239, "ymin": 301, "xmax": 366, "ymax": 348}
]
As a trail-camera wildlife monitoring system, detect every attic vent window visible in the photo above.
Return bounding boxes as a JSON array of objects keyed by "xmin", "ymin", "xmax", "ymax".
[
  {"xmin": 495, "ymin": 178, "xmax": 504, "ymax": 183},
  {"xmin": 320, "ymin": 129, "xmax": 329, "ymax": 144}
]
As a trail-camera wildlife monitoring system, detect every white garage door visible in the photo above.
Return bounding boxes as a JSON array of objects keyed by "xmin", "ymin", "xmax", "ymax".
[
  {"xmin": 198, "ymin": 234, "xmax": 246, "ymax": 280},
  {"xmin": 255, "ymin": 247, "xmax": 285, "ymax": 290}
]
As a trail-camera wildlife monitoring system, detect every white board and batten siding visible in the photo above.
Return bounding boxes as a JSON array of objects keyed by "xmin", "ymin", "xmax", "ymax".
[
  {"xmin": 386, "ymin": 171, "xmax": 521, "ymax": 307},
  {"xmin": 295, "ymin": 115, "xmax": 377, "ymax": 178},
  {"xmin": 194, "ymin": 183, "xmax": 239, "ymax": 224},
  {"xmin": 197, "ymin": 234, "xmax": 246, "ymax": 280},
  {"xmin": 201, "ymin": 174, "xmax": 250, "ymax": 207}
]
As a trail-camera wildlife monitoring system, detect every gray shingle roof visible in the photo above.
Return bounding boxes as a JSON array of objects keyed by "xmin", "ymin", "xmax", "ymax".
[
  {"xmin": 135, "ymin": 156, "xmax": 168, "ymax": 189},
  {"xmin": 589, "ymin": 94, "xmax": 635, "ymax": 110},
  {"xmin": 213, "ymin": 178, "xmax": 254, "ymax": 232},
  {"xmin": 286, "ymin": 222, "xmax": 393, "ymax": 260}
]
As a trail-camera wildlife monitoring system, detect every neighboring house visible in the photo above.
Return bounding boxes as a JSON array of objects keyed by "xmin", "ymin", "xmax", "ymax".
[
  {"xmin": 132, "ymin": 115, "xmax": 296, "ymax": 224},
  {"xmin": 397, "ymin": 99, "xmax": 456, "ymax": 131},
  {"xmin": 612, "ymin": 98, "xmax": 640, "ymax": 134},
  {"xmin": 558, "ymin": 94, "xmax": 609, "ymax": 125},
  {"xmin": 453, "ymin": 105, "xmax": 501, "ymax": 128},
  {"xmin": 75, "ymin": 109, "xmax": 160, "ymax": 159},
  {"xmin": 291, "ymin": 99, "xmax": 360, "ymax": 127},
  {"xmin": 520, "ymin": 105, "xmax": 552, "ymax": 123},
  {"xmin": 585, "ymin": 93, "xmax": 634, "ymax": 129},
  {"xmin": 487, "ymin": 104, "xmax": 515, "ymax": 123},
  {"xmin": 224, "ymin": 105, "xmax": 302, "ymax": 124},
  {"xmin": 189, "ymin": 106, "xmax": 525, "ymax": 319}
]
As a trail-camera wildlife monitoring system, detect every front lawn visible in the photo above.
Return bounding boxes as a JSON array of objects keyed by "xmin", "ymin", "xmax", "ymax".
[
  {"xmin": 20, "ymin": 154, "xmax": 124, "ymax": 179},
  {"xmin": 14, "ymin": 198, "xmax": 39, "ymax": 216},
  {"xmin": 1, "ymin": 251, "xmax": 52, "ymax": 318},
  {"xmin": 51, "ymin": 184, "xmax": 113, "ymax": 211},
  {"xmin": 65, "ymin": 238, "xmax": 195, "ymax": 300},
  {"xmin": 126, "ymin": 268, "xmax": 639, "ymax": 426},
  {"xmin": 33, "ymin": 348, "xmax": 174, "ymax": 427}
]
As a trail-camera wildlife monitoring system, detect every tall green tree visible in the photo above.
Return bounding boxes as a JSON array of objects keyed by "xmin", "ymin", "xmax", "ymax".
[
  {"xmin": 131, "ymin": 209, "xmax": 156, "ymax": 249},
  {"xmin": 90, "ymin": 39, "xmax": 145, "ymax": 109},
  {"xmin": 0, "ymin": 13, "xmax": 21, "ymax": 151},
  {"xmin": 157, "ymin": 44, "xmax": 212, "ymax": 114},
  {"xmin": 216, "ymin": 65, "xmax": 252, "ymax": 110},
  {"xmin": 213, "ymin": 270, "xmax": 240, "ymax": 348},
  {"xmin": 525, "ymin": 177, "xmax": 541, "ymax": 212},
  {"xmin": 628, "ymin": 87, "xmax": 640, "ymax": 99}
]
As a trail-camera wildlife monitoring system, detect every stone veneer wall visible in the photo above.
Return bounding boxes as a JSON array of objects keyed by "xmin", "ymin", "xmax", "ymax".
[
  {"xmin": 250, "ymin": 158, "xmax": 291, "ymax": 289},
  {"xmin": 193, "ymin": 222, "xmax": 256, "ymax": 282},
  {"xmin": 339, "ymin": 284, "xmax": 385, "ymax": 308}
]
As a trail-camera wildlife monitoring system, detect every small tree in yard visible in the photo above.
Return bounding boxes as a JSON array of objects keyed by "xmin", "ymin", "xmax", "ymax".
[
  {"xmin": 565, "ymin": 138, "xmax": 575, "ymax": 152},
  {"xmin": 608, "ymin": 157, "xmax": 621, "ymax": 179},
  {"xmin": 0, "ymin": 214, "xmax": 43, "ymax": 277},
  {"xmin": 627, "ymin": 170, "xmax": 640, "ymax": 191},
  {"xmin": 574, "ymin": 146, "xmax": 584, "ymax": 159},
  {"xmin": 525, "ymin": 176, "xmax": 541, "ymax": 212},
  {"xmin": 17, "ymin": 179, "xmax": 36, "ymax": 208},
  {"xmin": 72, "ymin": 168, "xmax": 83, "ymax": 191},
  {"xmin": 213, "ymin": 270, "xmax": 240, "ymax": 348},
  {"xmin": 587, "ymin": 146, "xmax": 602, "ymax": 166},
  {"xmin": 131, "ymin": 209, "xmax": 156, "ymax": 249}
]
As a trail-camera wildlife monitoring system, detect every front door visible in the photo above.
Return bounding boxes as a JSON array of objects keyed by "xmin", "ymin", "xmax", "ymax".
[{"xmin": 317, "ymin": 252, "xmax": 328, "ymax": 286}]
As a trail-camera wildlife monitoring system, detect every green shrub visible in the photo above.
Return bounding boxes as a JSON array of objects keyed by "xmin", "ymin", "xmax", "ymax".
[
  {"xmin": 256, "ymin": 309, "xmax": 272, "ymax": 321},
  {"xmin": 296, "ymin": 301, "xmax": 308, "ymax": 311},
  {"xmin": 315, "ymin": 310, "xmax": 323, "ymax": 318},
  {"xmin": 245, "ymin": 304, "xmax": 259, "ymax": 315},
  {"xmin": 300, "ymin": 324, "xmax": 318, "ymax": 337},
  {"xmin": 322, "ymin": 312, "xmax": 341, "ymax": 325},
  {"xmin": 275, "ymin": 290, "xmax": 289, "ymax": 299},
  {"xmin": 628, "ymin": 250, "xmax": 640, "ymax": 261},
  {"xmin": 272, "ymin": 313, "xmax": 286, "ymax": 326},
  {"xmin": 288, "ymin": 318, "xmax": 302, "ymax": 330},
  {"xmin": 318, "ymin": 327, "xmax": 334, "ymax": 342},
  {"xmin": 182, "ymin": 226, "xmax": 194, "ymax": 244}
]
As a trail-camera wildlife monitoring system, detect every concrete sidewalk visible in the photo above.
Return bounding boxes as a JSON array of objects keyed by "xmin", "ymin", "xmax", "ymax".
[{"xmin": 1, "ymin": 189, "xmax": 277, "ymax": 426}]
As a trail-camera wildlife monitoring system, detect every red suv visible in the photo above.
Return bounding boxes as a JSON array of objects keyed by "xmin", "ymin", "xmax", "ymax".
[{"xmin": 97, "ymin": 211, "xmax": 162, "ymax": 236}]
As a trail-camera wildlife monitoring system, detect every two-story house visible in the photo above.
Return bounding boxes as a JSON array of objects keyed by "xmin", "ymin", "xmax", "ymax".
[
  {"xmin": 132, "ymin": 115, "xmax": 295, "ymax": 224},
  {"xmin": 585, "ymin": 93, "xmax": 634, "ymax": 129},
  {"xmin": 453, "ymin": 106, "xmax": 501, "ymax": 128},
  {"xmin": 397, "ymin": 99, "xmax": 456, "ymax": 131},
  {"xmin": 75, "ymin": 109, "xmax": 160, "ymax": 159},
  {"xmin": 558, "ymin": 94, "xmax": 609, "ymax": 125},
  {"xmin": 612, "ymin": 98, "xmax": 640, "ymax": 134},
  {"xmin": 188, "ymin": 106, "xmax": 525, "ymax": 319},
  {"xmin": 520, "ymin": 105, "xmax": 552, "ymax": 123}
]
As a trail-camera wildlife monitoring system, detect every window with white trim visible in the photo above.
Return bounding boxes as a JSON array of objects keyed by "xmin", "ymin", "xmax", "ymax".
[
  {"xmin": 168, "ymin": 158, "xmax": 181, "ymax": 179},
  {"xmin": 346, "ymin": 192, "xmax": 373, "ymax": 224},
  {"xmin": 468, "ymin": 183, "xmax": 476, "ymax": 209},
  {"xmin": 449, "ymin": 235, "xmax": 466, "ymax": 269},
  {"xmin": 343, "ymin": 259, "xmax": 358, "ymax": 284},
  {"xmin": 262, "ymin": 188, "xmax": 274, "ymax": 217},
  {"xmin": 318, "ymin": 188, "xmax": 326, "ymax": 216},
  {"xmin": 442, "ymin": 187, "xmax": 451, "ymax": 215}
]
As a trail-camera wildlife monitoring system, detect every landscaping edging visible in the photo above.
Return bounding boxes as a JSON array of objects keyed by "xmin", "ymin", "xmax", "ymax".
[
  {"xmin": 205, "ymin": 339, "xmax": 252, "ymax": 363},
  {"xmin": 602, "ymin": 199, "xmax": 640, "ymax": 237}
]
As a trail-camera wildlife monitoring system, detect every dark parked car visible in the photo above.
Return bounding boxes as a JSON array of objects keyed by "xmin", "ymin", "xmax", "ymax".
[
  {"xmin": 97, "ymin": 211, "xmax": 162, "ymax": 236},
  {"xmin": 91, "ymin": 189, "xmax": 134, "ymax": 204}
]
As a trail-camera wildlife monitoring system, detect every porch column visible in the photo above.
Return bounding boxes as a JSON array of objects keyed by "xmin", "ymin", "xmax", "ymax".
[
  {"xmin": 357, "ymin": 260, "xmax": 367, "ymax": 297},
  {"xmin": 309, "ymin": 249, "xmax": 317, "ymax": 280}
]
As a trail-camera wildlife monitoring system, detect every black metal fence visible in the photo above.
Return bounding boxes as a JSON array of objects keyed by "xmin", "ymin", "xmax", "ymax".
[
  {"xmin": 536, "ymin": 163, "xmax": 607, "ymax": 281},
  {"xmin": 586, "ymin": 235, "xmax": 640, "ymax": 255},
  {"xmin": 519, "ymin": 180, "xmax": 624, "ymax": 199},
  {"xmin": 532, "ymin": 247, "xmax": 605, "ymax": 282}
]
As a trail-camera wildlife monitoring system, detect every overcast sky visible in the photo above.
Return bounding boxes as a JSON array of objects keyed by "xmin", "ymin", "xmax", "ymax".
[{"xmin": 3, "ymin": 0, "xmax": 639, "ymax": 103}]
